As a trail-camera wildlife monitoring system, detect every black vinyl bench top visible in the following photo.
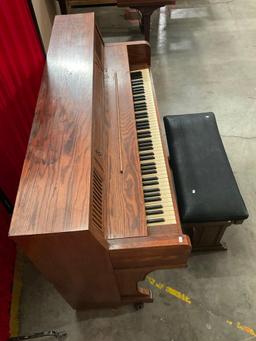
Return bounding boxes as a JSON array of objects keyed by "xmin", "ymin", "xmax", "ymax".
[{"xmin": 164, "ymin": 112, "xmax": 249, "ymax": 223}]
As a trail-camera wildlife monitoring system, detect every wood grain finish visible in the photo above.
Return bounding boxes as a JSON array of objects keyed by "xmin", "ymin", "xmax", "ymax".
[
  {"xmin": 10, "ymin": 13, "xmax": 95, "ymax": 236},
  {"xmin": 9, "ymin": 13, "xmax": 191, "ymax": 309},
  {"xmin": 104, "ymin": 43, "xmax": 147, "ymax": 239},
  {"xmin": 15, "ymin": 230, "xmax": 120, "ymax": 309},
  {"xmin": 127, "ymin": 41, "xmax": 151, "ymax": 70}
]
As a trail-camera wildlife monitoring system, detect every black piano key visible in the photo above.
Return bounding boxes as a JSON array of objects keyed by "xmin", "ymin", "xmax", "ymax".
[
  {"xmin": 133, "ymin": 92, "xmax": 145, "ymax": 97},
  {"xmin": 135, "ymin": 104, "xmax": 147, "ymax": 111},
  {"xmin": 140, "ymin": 156, "xmax": 155, "ymax": 161},
  {"xmin": 141, "ymin": 162, "xmax": 156, "ymax": 167},
  {"xmin": 140, "ymin": 151, "xmax": 154, "ymax": 156},
  {"xmin": 135, "ymin": 111, "xmax": 148, "ymax": 116},
  {"xmin": 135, "ymin": 109, "xmax": 147, "ymax": 114},
  {"xmin": 137, "ymin": 119, "xmax": 149, "ymax": 124},
  {"xmin": 132, "ymin": 86, "xmax": 144, "ymax": 92},
  {"xmin": 144, "ymin": 190, "xmax": 160, "ymax": 196},
  {"xmin": 134, "ymin": 100, "xmax": 146, "ymax": 105},
  {"xmin": 146, "ymin": 210, "xmax": 164, "ymax": 216},
  {"xmin": 145, "ymin": 204, "xmax": 163, "ymax": 210},
  {"xmin": 136, "ymin": 117, "xmax": 149, "ymax": 122},
  {"xmin": 144, "ymin": 197, "xmax": 161, "ymax": 203},
  {"xmin": 139, "ymin": 145, "xmax": 153, "ymax": 150},
  {"xmin": 138, "ymin": 140, "xmax": 152, "ymax": 145},
  {"xmin": 133, "ymin": 95, "xmax": 146, "ymax": 102},
  {"xmin": 143, "ymin": 181, "xmax": 159, "ymax": 186},
  {"xmin": 136, "ymin": 115, "xmax": 149, "ymax": 120},
  {"xmin": 136, "ymin": 114, "xmax": 148, "ymax": 119},
  {"xmin": 144, "ymin": 189, "xmax": 160, "ymax": 195},
  {"xmin": 136, "ymin": 123, "xmax": 149, "ymax": 128},
  {"xmin": 144, "ymin": 192, "xmax": 161, "ymax": 198},
  {"xmin": 142, "ymin": 176, "xmax": 158, "ymax": 181},
  {"xmin": 137, "ymin": 126, "xmax": 150, "ymax": 131},
  {"xmin": 139, "ymin": 144, "xmax": 153, "ymax": 149},
  {"xmin": 147, "ymin": 218, "xmax": 165, "ymax": 224},
  {"xmin": 137, "ymin": 123, "xmax": 149, "ymax": 129},
  {"xmin": 137, "ymin": 132, "xmax": 151, "ymax": 138},
  {"xmin": 131, "ymin": 71, "xmax": 142, "ymax": 80},
  {"xmin": 133, "ymin": 96, "xmax": 145, "ymax": 101},
  {"xmin": 140, "ymin": 157, "xmax": 155, "ymax": 161},
  {"xmin": 138, "ymin": 140, "xmax": 152, "ymax": 144},
  {"xmin": 142, "ymin": 169, "xmax": 157, "ymax": 174},
  {"xmin": 144, "ymin": 177, "xmax": 160, "ymax": 182},
  {"xmin": 137, "ymin": 123, "xmax": 150, "ymax": 128},
  {"xmin": 136, "ymin": 114, "xmax": 148, "ymax": 120},
  {"xmin": 136, "ymin": 120, "xmax": 149, "ymax": 125},
  {"xmin": 137, "ymin": 126, "xmax": 150, "ymax": 130},
  {"xmin": 136, "ymin": 120, "xmax": 149, "ymax": 126},
  {"xmin": 131, "ymin": 80, "xmax": 143, "ymax": 86},
  {"xmin": 141, "ymin": 154, "xmax": 155, "ymax": 157}
]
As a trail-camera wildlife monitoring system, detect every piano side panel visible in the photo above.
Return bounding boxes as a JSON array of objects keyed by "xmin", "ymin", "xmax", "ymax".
[
  {"xmin": 12, "ymin": 231, "xmax": 121, "ymax": 309},
  {"xmin": 104, "ymin": 44, "xmax": 147, "ymax": 239}
]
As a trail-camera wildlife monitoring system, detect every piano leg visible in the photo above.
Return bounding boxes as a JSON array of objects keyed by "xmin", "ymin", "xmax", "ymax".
[
  {"xmin": 115, "ymin": 268, "xmax": 154, "ymax": 304},
  {"xmin": 131, "ymin": 6, "xmax": 159, "ymax": 41}
]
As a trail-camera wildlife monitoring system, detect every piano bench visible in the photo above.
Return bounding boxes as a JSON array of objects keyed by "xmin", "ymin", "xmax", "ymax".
[{"xmin": 163, "ymin": 112, "xmax": 249, "ymax": 251}]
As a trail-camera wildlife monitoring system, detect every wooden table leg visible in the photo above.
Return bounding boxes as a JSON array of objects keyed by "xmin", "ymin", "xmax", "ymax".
[
  {"xmin": 132, "ymin": 6, "xmax": 159, "ymax": 42},
  {"xmin": 57, "ymin": 0, "xmax": 68, "ymax": 14}
]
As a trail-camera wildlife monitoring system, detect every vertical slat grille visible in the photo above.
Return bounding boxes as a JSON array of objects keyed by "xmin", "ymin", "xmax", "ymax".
[{"xmin": 92, "ymin": 168, "xmax": 103, "ymax": 230}]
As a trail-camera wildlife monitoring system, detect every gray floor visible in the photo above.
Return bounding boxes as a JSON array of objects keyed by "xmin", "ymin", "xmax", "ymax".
[{"xmin": 20, "ymin": 0, "xmax": 256, "ymax": 340}]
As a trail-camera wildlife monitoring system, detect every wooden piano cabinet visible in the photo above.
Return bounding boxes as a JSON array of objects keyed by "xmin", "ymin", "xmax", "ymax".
[
  {"xmin": 12, "ymin": 231, "xmax": 120, "ymax": 309},
  {"xmin": 9, "ymin": 13, "xmax": 191, "ymax": 310}
]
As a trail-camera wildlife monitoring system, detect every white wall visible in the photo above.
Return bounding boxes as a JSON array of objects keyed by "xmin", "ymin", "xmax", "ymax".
[{"xmin": 32, "ymin": 0, "xmax": 59, "ymax": 51}]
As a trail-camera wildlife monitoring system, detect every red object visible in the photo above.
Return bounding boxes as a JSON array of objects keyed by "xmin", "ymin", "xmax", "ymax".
[
  {"xmin": 0, "ymin": 206, "xmax": 15, "ymax": 341},
  {"xmin": 0, "ymin": 1, "xmax": 45, "ymax": 339},
  {"xmin": 0, "ymin": 0, "xmax": 45, "ymax": 203}
]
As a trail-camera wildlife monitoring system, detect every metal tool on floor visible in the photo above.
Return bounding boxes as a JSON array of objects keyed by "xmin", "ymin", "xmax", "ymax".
[{"xmin": 8, "ymin": 330, "xmax": 67, "ymax": 340}]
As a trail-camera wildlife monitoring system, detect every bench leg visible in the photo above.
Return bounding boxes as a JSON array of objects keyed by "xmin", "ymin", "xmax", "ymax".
[{"xmin": 183, "ymin": 222, "xmax": 231, "ymax": 252}]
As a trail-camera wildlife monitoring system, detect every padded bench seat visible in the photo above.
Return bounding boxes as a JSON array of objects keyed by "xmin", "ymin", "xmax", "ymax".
[{"xmin": 164, "ymin": 112, "xmax": 248, "ymax": 251}]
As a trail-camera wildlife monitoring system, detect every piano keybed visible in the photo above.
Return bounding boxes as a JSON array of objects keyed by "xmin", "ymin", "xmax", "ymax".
[{"xmin": 131, "ymin": 69, "xmax": 176, "ymax": 227}]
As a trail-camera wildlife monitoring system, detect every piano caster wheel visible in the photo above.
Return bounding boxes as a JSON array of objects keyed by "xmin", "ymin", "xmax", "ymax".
[{"xmin": 134, "ymin": 302, "xmax": 144, "ymax": 311}]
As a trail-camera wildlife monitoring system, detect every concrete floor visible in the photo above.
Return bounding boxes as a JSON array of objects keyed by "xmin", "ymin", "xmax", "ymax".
[{"xmin": 19, "ymin": 0, "xmax": 256, "ymax": 340}]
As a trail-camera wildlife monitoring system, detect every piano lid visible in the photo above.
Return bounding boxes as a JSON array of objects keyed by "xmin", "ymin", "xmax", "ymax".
[{"xmin": 10, "ymin": 13, "xmax": 96, "ymax": 236}]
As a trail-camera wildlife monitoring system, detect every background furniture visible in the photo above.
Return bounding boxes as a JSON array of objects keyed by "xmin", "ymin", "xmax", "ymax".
[{"xmin": 57, "ymin": 0, "xmax": 176, "ymax": 41}]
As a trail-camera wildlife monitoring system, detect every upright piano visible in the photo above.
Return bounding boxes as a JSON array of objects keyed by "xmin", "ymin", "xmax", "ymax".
[{"xmin": 9, "ymin": 13, "xmax": 190, "ymax": 309}]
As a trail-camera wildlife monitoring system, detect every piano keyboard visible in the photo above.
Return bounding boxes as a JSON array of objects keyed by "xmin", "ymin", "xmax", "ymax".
[{"xmin": 131, "ymin": 69, "xmax": 176, "ymax": 227}]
